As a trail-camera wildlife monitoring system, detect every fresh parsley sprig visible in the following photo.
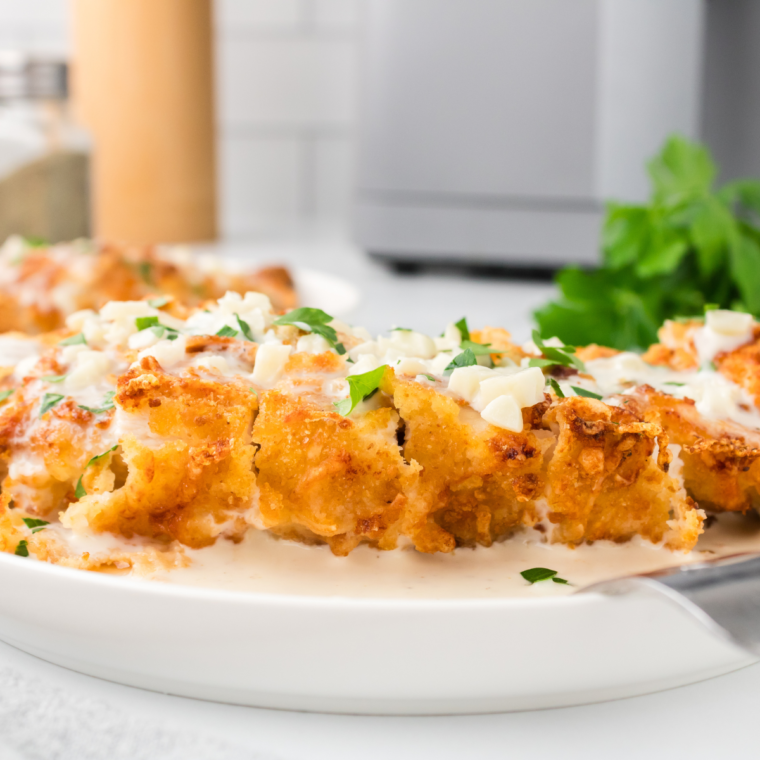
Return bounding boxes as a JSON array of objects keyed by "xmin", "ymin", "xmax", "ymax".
[
  {"xmin": 334, "ymin": 366, "xmax": 387, "ymax": 416},
  {"xmin": 274, "ymin": 308, "xmax": 346, "ymax": 354},
  {"xmin": 535, "ymin": 135, "xmax": 760, "ymax": 350},
  {"xmin": 528, "ymin": 330, "xmax": 585, "ymax": 371},
  {"xmin": 59, "ymin": 332, "xmax": 86, "ymax": 347}
]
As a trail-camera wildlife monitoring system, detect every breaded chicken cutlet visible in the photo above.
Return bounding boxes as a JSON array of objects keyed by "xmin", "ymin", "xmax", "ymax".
[
  {"xmin": 0, "ymin": 235, "xmax": 296, "ymax": 334},
  {"xmin": 4, "ymin": 298, "xmax": 760, "ymax": 572}
]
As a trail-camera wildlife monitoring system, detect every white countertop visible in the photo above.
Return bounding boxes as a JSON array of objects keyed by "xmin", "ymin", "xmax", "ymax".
[{"xmin": 1, "ymin": 237, "xmax": 757, "ymax": 760}]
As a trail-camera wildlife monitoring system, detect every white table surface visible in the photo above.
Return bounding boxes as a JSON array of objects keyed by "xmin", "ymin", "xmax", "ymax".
[{"xmin": 2, "ymin": 236, "xmax": 758, "ymax": 760}]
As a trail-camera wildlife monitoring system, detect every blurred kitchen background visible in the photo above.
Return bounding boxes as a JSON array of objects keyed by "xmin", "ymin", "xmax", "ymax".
[{"xmin": 1, "ymin": 0, "xmax": 759, "ymax": 274}]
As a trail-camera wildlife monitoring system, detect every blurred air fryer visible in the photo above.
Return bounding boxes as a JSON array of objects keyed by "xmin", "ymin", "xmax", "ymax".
[{"xmin": 355, "ymin": 0, "xmax": 760, "ymax": 270}]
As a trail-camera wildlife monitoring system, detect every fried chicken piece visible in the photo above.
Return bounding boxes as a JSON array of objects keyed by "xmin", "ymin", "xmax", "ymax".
[
  {"xmin": 627, "ymin": 386, "xmax": 760, "ymax": 514},
  {"xmin": 544, "ymin": 396, "xmax": 703, "ymax": 550},
  {"xmin": 382, "ymin": 373, "xmax": 550, "ymax": 553},
  {"xmin": 252, "ymin": 381, "xmax": 418, "ymax": 556},
  {"xmin": 62, "ymin": 358, "xmax": 258, "ymax": 547},
  {"xmin": 0, "ymin": 239, "xmax": 298, "ymax": 334},
  {"xmin": 642, "ymin": 319, "xmax": 701, "ymax": 371}
]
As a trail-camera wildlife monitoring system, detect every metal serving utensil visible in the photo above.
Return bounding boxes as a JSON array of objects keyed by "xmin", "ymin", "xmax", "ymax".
[{"xmin": 582, "ymin": 553, "xmax": 760, "ymax": 656}]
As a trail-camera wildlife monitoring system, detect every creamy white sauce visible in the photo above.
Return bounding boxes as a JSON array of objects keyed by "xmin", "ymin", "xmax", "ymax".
[
  {"xmin": 71, "ymin": 513, "xmax": 756, "ymax": 599},
  {"xmin": 587, "ymin": 353, "xmax": 760, "ymax": 430}
]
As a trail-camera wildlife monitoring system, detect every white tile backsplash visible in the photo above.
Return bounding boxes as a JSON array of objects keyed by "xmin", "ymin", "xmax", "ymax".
[
  {"xmin": 216, "ymin": 0, "xmax": 304, "ymax": 30},
  {"xmin": 218, "ymin": 36, "xmax": 357, "ymax": 127},
  {"xmin": 0, "ymin": 0, "xmax": 360, "ymax": 238},
  {"xmin": 219, "ymin": 135, "xmax": 305, "ymax": 236}
]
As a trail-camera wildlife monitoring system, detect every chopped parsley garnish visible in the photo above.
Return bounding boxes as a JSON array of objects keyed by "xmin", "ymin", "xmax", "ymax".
[
  {"xmin": 249, "ymin": 387, "xmax": 258, "ymax": 396},
  {"xmin": 23, "ymin": 235, "xmax": 48, "ymax": 248},
  {"xmin": 273, "ymin": 308, "xmax": 343, "ymax": 352},
  {"xmin": 149, "ymin": 325, "xmax": 179, "ymax": 340},
  {"xmin": 0, "ymin": 390, "xmax": 14, "ymax": 403},
  {"xmin": 444, "ymin": 348, "xmax": 477, "ymax": 373},
  {"xmin": 452, "ymin": 316, "xmax": 502, "ymax": 356},
  {"xmin": 138, "ymin": 261, "xmax": 153, "ymax": 284},
  {"xmin": 393, "ymin": 327, "xmax": 413, "ymax": 332},
  {"xmin": 423, "ymin": 374, "xmax": 436, "ymax": 382},
  {"xmin": 235, "ymin": 313, "xmax": 254, "ymax": 341},
  {"xmin": 335, "ymin": 343, "xmax": 347, "ymax": 355},
  {"xmin": 14, "ymin": 540, "xmax": 29, "ymax": 557},
  {"xmin": 78, "ymin": 390, "xmax": 115, "ymax": 414},
  {"xmin": 216, "ymin": 325, "xmax": 238, "ymax": 338},
  {"xmin": 22, "ymin": 517, "xmax": 49, "ymax": 534},
  {"xmin": 547, "ymin": 378, "xmax": 565, "ymax": 398},
  {"xmin": 59, "ymin": 332, "xmax": 86, "ymax": 346},
  {"xmin": 41, "ymin": 374, "xmax": 66, "ymax": 383},
  {"xmin": 454, "ymin": 317, "xmax": 470, "ymax": 342},
  {"xmin": 520, "ymin": 567, "xmax": 569, "ymax": 585},
  {"xmin": 39, "ymin": 393, "xmax": 64, "ymax": 416},
  {"xmin": 571, "ymin": 386, "xmax": 603, "ymax": 400},
  {"xmin": 334, "ymin": 365, "xmax": 387, "ymax": 416},
  {"xmin": 664, "ymin": 381, "xmax": 685, "ymax": 386},
  {"xmin": 147, "ymin": 296, "xmax": 171, "ymax": 308},
  {"xmin": 528, "ymin": 330, "xmax": 585, "ymax": 371},
  {"xmin": 75, "ymin": 446, "xmax": 118, "ymax": 499},
  {"xmin": 135, "ymin": 316, "xmax": 159, "ymax": 331}
]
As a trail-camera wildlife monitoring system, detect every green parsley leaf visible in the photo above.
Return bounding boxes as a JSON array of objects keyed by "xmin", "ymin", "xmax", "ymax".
[
  {"xmin": 216, "ymin": 325, "xmax": 238, "ymax": 338},
  {"xmin": 460, "ymin": 339, "xmax": 500, "ymax": 356},
  {"xmin": 535, "ymin": 136, "xmax": 760, "ymax": 351},
  {"xmin": 138, "ymin": 261, "xmax": 153, "ymax": 285},
  {"xmin": 552, "ymin": 577, "xmax": 570, "ymax": 585},
  {"xmin": 392, "ymin": 327, "xmax": 413, "ymax": 332},
  {"xmin": 664, "ymin": 381, "xmax": 685, "ymax": 386},
  {"xmin": 335, "ymin": 343, "xmax": 347, "ymax": 355},
  {"xmin": 23, "ymin": 235, "xmax": 48, "ymax": 248},
  {"xmin": 547, "ymin": 378, "xmax": 565, "ymax": 398},
  {"xmin": 333, "ymin": 365, "xmax": 387, "ymax": 416},
  {"xmin": 75, "ymin": 476, "xmax": 86, "ymax": 499},
  {"xmin": 444, "ymin": 348, "xmax": 477, "ymax": 373},
  {"xmin": 147, "ymin": 296, "xmax": 171, "ymax": 308},
  {"xmin": 59, "ymin": 332, "xmax": 86, "ymax": 346},
  {"xmin": 22, "ymin": 517, "xmax": 49, "ymax": 534},
  {"xmin": 78, "ymin": 390, "xmax": 116, "ymax": 415},
  {"xmin": 273, "ymin": 308, "xmax": 342, "ymax": 351},
  {"xmin": 520, "ymin": 567, "xmax": 558, "ymax": 584},
  {"xmin": 571, "ymin": 386, "xmax": 603, "ymax": 400},
  {"xmin": 423, "ymin": 374, "xmax": 436, "ymax": 382},
  {"xmin": 86, "ymin": 445, "xmax": 118, "ymax": 469},
  {"xmin": 249, "ymin": 387, "xmax": 258, "ymax": 396},
  {"xmin": 14, "ymin": 540, "xmax": 29, "ymax": 557},
  {"xmin": 135, "ymin": 316, "xmax": 159, "ymax": 331},
  {"xmin": 39, "ymin": 392, "xmax": 64, "ymax": 416},
  {"xmin": 41, "ymin": 374, "xmax": 66, "ymax": 383},
  {"xmin": 531, "ymin": 330, "xmax": 585, "ymax": 371},
  {"xmin": 0, "ymin": 390, "xmax": 14, "ymax": 403},
  {"xmin": 454, "ymin": 317, "xmax": 470, "ymax": 342},
  {"xmin": 235, "ymin": 314, "xmax": 254, "ymax": 341}
]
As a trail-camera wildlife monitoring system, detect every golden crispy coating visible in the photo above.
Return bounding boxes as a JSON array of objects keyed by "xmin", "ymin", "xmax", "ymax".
[
  {"xmin": 62, "ymin": 358, "xmax": 258, "ymax": 547},
  {"xmin": 383, "ymin": 373, "xmax": 550, "ymax": 553},
  {"xmin": 253, "ymin": 374, "xmax": 418, "ymax": 556},
  {"xmin": 628, "ymin": 386, "xmax": 760, "ymax": 514},
  {"xmin": 642, "ymin": 320, "xmax": 701, "ymax": 370},
  {"xmin": 544, "ymin": 396, "xmax": 702, "ymax": 550},
  {"xmin": 715, "ymin": 333, "xmax": 760, "ymax": 407}
]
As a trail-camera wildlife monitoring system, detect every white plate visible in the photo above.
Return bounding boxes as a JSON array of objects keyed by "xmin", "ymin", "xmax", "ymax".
[{"xmin": 0, "ymin": 553, "xmax": 753, "ymax": 715}]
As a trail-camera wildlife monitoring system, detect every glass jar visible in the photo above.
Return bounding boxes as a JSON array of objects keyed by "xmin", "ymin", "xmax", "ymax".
[{"xmin": 0, "ymin": 50, "xmax": 91, "ymax": 243}]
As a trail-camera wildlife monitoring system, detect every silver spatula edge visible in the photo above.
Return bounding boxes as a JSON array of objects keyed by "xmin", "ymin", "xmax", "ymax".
[{"xmin": 581, "ymin": 553, "xmax": 760, "ymax": 657}]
